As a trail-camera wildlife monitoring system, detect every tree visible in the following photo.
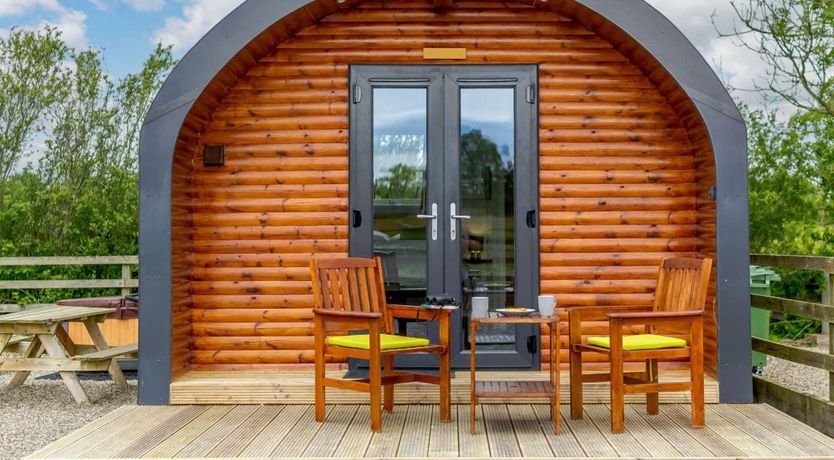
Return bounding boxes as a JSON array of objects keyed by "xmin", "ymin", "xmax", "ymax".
[
  {"xmin": 717, "ymin": 0, "xmax": 834, "ymax": 116},
  {"xmin": 0, "ymin": 27, "xmax": 69, "ymax": 194}
]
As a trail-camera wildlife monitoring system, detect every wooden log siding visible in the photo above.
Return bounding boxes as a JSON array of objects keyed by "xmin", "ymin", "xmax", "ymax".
[{"xmin": 170, "ymin": 0, "xmax": 717, "ymax": 373}]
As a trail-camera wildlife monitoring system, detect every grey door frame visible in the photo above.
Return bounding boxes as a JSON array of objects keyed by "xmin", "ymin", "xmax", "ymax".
[{"xmin": 349, "ymin": 64, "xmax": 540, "ymax": 370}]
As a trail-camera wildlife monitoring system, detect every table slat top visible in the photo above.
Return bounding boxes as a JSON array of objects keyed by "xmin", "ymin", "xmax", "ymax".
[
  {"xmin": 473, "ymin": 315, "xmax": 558, "ymax": 325},
  {"xmin": 0, "ymin": 305, "xmax": 115, "ymax": 323}
]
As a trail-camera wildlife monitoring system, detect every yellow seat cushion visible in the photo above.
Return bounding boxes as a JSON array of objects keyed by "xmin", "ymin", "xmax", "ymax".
[
  {"xmin": 327, "ymin": 334, "xmax": 431, "ymax": 350},
  {"xmin": 588, "ymin": 334, "xmax": 687, "ymax": 351}
]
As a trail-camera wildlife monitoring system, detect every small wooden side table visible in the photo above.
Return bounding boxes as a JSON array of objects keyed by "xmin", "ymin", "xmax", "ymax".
[{"xmin": 470, "ymin": 314, "xmax": 560, "ymax": 434}]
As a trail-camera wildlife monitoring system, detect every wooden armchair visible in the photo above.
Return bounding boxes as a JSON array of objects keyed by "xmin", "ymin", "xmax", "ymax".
[
  {"xmin": 311, "ymin": 257, "xmax": 452, "ymax": 432},
  {"xmin": 568, "ymin": 257, "xmax": 712, "ymax": 433}
]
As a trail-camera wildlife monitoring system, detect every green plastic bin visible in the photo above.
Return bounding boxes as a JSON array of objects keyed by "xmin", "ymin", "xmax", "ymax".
[{"xmin": 750, "ymin": 266, "xmax": 781, "ymax": 373}]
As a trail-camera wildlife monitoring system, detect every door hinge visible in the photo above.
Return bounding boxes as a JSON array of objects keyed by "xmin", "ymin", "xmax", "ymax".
[
  {"xmin": 353, "ymin": 85, "xmax": 362, "ymax": 104},
  {"xmin": 527, "ymin": 335, "xmax": 538, "ymax": 354},
  {"xmin": 526, "ymin": 85, "xmax": 536, "ymax": 104}
]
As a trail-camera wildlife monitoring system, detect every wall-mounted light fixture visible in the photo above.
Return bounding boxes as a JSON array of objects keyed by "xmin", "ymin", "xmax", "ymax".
[{"xmin": 203, "ymin": 145, "xmax": 225, "ymax": 167}]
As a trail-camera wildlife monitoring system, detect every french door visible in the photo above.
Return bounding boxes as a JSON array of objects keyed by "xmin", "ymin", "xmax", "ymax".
[{"xmin": 349, "ymin": 65, "xmax": 540, "ymax": 369}]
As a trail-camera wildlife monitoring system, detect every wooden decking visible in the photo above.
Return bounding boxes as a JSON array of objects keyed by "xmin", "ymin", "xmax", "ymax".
[
  {"xmin": 28, "ymin": 403, "xmax": 834, "ymax": 459},
  {"xmin": 170, "ymin": 370, "xmax": 719, "ymax": 405}
]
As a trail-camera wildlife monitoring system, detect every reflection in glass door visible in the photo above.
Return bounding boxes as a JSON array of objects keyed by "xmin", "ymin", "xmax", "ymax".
[
  {"xmin": 350, "ymin": 65, "xmax": 539, "ymax": 369},
  {"xmin": 459, "ymin": 88, "xmax": 517, "ymax": 352},
  {"xmin": 372, "ymin": 88, "xmax": 429, "ymax": 314}
]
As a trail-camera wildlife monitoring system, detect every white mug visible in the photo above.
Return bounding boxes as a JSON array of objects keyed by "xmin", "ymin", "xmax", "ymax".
[
  {"xmin": 471, "ymin": 297, "xmax": 489, "ymax": 319},
  {"xmin": 538, "ymin": 295, "xmax": 556, "ymax": 318}
]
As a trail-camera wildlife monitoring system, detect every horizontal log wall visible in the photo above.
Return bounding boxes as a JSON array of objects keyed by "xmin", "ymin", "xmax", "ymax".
[{"xmin": 172, "ymin": 0, "xmax": 717, "ymax": 372}]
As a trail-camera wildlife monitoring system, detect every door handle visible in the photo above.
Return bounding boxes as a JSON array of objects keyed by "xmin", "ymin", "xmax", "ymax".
[
  {"xmin": 449, "ymin": 203, "xmax": 470, "ymax": 241},
  {"xmin": 416, "ymin": 203, "xmax": 438, "ymax": 241},
  {"xmin": 352, "ymin": 210, "xmax": 362, "ymax": 228}
]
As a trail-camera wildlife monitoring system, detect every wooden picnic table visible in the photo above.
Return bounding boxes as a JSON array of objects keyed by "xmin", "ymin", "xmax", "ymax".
[{"xmin": 0, "ymin": 305, "xmax": 137, "ymax": 404}]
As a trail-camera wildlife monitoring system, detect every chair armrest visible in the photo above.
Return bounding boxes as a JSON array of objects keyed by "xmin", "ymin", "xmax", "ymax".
[
  {"xmin": 567, "ymin": 305, "xmax": 651, "ymax": 321},
  {"xmin": 388, "ymin": 304, "xmax": 453, "ymax": 321},
  {"xmin": 607, "ymin": 310, "xmax": 704, "ymax": 326},
  {"xmin": 313, "ymin": 308, "xmax": 382, "ymax": 334},
  {"xmin": 313, "ymin": 309, "xmax": 382, "ymax": 319}
]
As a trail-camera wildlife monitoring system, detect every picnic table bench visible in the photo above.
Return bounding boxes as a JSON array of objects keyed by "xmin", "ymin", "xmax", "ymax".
[{"xmin": 0, "ymin": 305, "xmax": 138, "ymax": 404}]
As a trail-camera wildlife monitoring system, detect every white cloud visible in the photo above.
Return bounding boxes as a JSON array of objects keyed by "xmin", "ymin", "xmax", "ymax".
[
  {"xmin": 0, "ymin": 0, "xmax": 88, "ymax": 49},
  {"xmin": 646, "ymin": 0, "xmax": 791, "ymax": 114},
  {"xmin": 152, "ymin": 0, "xmax": 244, "ymax": 52},
  {"xmin": 0, "ymin": 0, "xmax": 63, "ymax": 17},
  {"xmin": 122, "ymin": 0, "xmax": 165, "ymax": 13}
]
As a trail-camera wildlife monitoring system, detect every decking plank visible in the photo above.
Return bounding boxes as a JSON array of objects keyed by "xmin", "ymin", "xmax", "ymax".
[
  {"xmin": 397, "ymin": 405, "xmax": 433, "ymax": 457},
  {"xmin": 333, "ymin": 406, "xmax": 373, "ymax": 459},
  {"xmin": 141, "ymin": 406, "xmax": 233, "ymax": 458},
  {"xmin": 707, "ymin": 405, "xmax": 804, "ymax": 458},
  {"xmin": 586, "ymin": 405, "xmax": 650, "ymax": 458},
  {"xmin": 208, "ymin": 406, "xmax": 281, "ymax": 458},
  {"xmin": 364, "ymin": 406, "xmax": 406, "ymax": 458},
  {"xmin": 457, "ymin": 405, "xmax": 489, "ymax": 459},
  {"xmin": 532, "ymin": 405, "xmax": 586, "ymax": 458},
  {"xmin": 622, "ymin": 405, "xmax": 682, "ymax": 458},
  {"xmin": 45, "ymin": 406, "xmax": 163, "ymax": 459},
  {"xmin": 94, "ymin": 406, "xmax": 189, "ymax": 458},
  {"xmin": 632, "ymin": 407, "xmax": 713, "ymax": 458},
  {"xmin": 271, "ymin": 406, "xmax": 324, "ymax": 458},
  {"xmin": 562, "ymin": 406, "xmax": 618, "ymax": 458},
  {"xmin": 25, "ymin": 405, "xmax": 138, "ymax": 459},
  {"xmin": 429, "ymin": 405, "xmax": 458, "ymax": 458},
  {"xmin": 303, "ymin": 405, "xmax": 357, "ymax": 458},
  {"xmin": 482, "ymin": 404, "xmax": 522, "ymax": 458},
  {"xmin": 732, "ymin": 403, "xmax": 834, "ymax": 455},
  {"xmin": 663, "ymin": 405, "xmax": 747, "ymax": 457},
  {"xmin": 238, "ymin": 406, "xmax": 302, "ymax": 458},
  {"xmin": 507, "ymin": 404, "xmax": 552, "ymax": 458},
  {"xmin": 175, "ymin": 405, "xmax": 258, "ymax": 458},
  {"xmin": 114, "ymin": 406, "xmax": 207, "ymax": 459}
]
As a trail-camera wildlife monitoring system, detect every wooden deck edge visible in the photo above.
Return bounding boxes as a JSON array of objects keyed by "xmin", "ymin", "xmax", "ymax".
[
  {"xmin": 169, "ymin": 371, "xmax": 719, "ymax": 405},
  {"xmin": 753, "ymin": 375, "xmax": 834, "ymax": 437}
]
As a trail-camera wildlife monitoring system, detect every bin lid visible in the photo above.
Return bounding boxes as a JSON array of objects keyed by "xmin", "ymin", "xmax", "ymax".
[{"xmin": 750, "ymin": 265, "xmax": 781, "ymax": 284}]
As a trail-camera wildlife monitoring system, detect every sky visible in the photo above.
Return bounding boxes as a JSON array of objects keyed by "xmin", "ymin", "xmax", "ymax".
[{"xmin": 0, "ymin": 0, "xmax": 773, "ymax": 111}]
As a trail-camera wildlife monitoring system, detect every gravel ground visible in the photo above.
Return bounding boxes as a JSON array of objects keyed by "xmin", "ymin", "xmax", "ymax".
[
  {"xmin": 762, "ymin": 333, "xmax": 830, "ymax": 400},
  {"xmin": 0, "ymin": 366, "xmax": 137, "ymax": 460}
]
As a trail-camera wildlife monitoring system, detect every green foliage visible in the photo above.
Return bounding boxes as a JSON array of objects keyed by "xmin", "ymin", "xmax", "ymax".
[{"xmin": 0, "ymin": 29, "xmax": 175, "ymax": 304}]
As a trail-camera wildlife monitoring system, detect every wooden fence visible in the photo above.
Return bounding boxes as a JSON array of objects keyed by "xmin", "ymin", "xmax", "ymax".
[
  {"xmin": 0, "ymin": 256, "xmax": 138, "ymax": 301},
  {"xmin": 749, "ymin": 254, "xmax": 834, "ymax": 436}
]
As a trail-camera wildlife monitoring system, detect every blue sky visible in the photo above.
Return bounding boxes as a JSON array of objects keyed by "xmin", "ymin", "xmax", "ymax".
[{"xmin": 0, "ymin": 0, "xmax": 776, "ymax": 111}]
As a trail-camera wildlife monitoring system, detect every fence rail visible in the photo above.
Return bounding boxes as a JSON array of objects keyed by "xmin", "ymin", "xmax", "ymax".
[
  {"xmin": 0, "ymin": 256, "xmax": 138, "ymax": 296},
  {"xmin": 749, "ymin": 253, "xmax": 834, "ymax": 436}
]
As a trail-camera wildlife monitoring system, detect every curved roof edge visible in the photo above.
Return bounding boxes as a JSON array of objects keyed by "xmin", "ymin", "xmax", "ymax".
[{"xmin": 138, "ymin": 0, "xmax": 750, "ymax": 405}]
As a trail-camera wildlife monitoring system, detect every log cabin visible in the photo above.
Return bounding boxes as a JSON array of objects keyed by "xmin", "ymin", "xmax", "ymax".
[{"xmin": 138, "ymin": 0, "xmax": 751, "ymax": 405}]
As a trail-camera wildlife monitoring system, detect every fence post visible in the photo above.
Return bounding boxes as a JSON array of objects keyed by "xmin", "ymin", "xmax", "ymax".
[
  {"xmin": 828, "ymin": 270, "xmax": 833, "ymax": 402},
  {"xmin": 121, "ymin": 263, "xmax": 132, "ymax": 297}
]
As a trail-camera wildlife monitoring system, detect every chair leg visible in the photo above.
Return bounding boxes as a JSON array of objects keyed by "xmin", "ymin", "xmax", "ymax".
[
  {"xmin": 470, "ymin": 398, "xmax": 477, "ymax": 435},
  {"xmin": 439, "ymin": 349, "xmax": 451, "ymax": 422},
  {"xmin": 383, "ymin": 354, "xmax": 394, "ymax": 412},
  {"xmin": 646, "ymin": 358, "xmax": 659, "ymax": 415},
  {"xmin": 691, "ymin": 318, "xmax": 705, "ymax": 428},
  {"xmin": 314, "ymin": 335, "xmax": 326, "ymax": 423},
  {"xmin": 610, "ymin": 350, "xmax": 625, "ymax": 433},
  {"xmin": 369, "ymin": 346, "xmax": 382, "ymax": 432},
  {"xmin": 569, "ymin": 346, "xmax": 584, "ymax": 420}
]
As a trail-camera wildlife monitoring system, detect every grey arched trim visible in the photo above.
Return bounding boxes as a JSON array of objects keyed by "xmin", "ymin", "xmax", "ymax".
[{"xmin": 139, "ymin": 0, "xmax": 750, "ymax": 404}]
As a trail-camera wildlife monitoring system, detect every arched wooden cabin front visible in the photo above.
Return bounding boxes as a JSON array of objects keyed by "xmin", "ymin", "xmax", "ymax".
[{"xmin": 139, "ymin": 0, "xmax": 751, "ymax": 404}]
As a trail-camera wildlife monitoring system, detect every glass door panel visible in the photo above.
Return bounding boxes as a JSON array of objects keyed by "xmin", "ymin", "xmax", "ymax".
[
  {"xmin": 372, "ymin": 88, "xmax": 429, "ymax": 315},
  {"xmin": 459, "ymin": 88, "xmax": 517, "ymax": 351}
]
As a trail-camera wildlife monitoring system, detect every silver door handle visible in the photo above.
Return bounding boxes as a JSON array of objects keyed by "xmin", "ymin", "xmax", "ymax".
[
  {"xmin": 416, "ymin": 203, "xmax": 438, "ymax": 240},
  {"xmin": 449, "ymin": 203, "xmax": 470, "ymax": 241}
]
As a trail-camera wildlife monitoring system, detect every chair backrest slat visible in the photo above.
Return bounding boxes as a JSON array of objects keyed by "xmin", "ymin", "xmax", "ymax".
[
  {"xmin": 310, "ymin": 257, "xmax": 392, "ymax": 331},
  {"xmin": 653, "ymin": 257, "xmax": 713, "ymax": 312}
]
